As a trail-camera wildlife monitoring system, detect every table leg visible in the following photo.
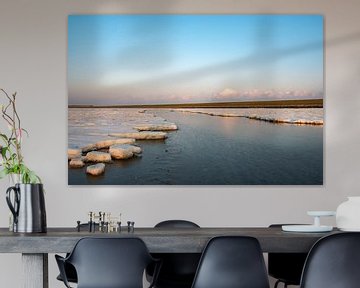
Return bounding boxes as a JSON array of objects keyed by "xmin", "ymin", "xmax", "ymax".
[{"xmin": 22, "ymin": 253, "xmax": 48, "ymax": 288}]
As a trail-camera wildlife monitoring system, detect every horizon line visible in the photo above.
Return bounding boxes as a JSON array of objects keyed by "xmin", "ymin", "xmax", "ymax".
[{"xmin": 68, "ymin": 98, "xmax": 323, "ymax": 109}]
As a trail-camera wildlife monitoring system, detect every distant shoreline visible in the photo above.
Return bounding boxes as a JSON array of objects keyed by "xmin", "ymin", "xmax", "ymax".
[{"xmin": 68, "ymin": 99, "xmax": 323, "ymax": 109}]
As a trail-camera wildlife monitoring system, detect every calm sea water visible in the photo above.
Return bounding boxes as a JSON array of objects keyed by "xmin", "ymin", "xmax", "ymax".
[{"xmin": 68, "ymin": 108, "xmax": 323, "ymax": 185}]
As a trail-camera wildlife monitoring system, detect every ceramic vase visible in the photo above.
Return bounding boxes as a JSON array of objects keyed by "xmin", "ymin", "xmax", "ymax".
[
  {"xmin": 336, "ymin": 197, "xmax": 360, "ymax": 231},
  {"xmin": 6, "ymin": 183, "xmax": 47, "ymax": 233}
]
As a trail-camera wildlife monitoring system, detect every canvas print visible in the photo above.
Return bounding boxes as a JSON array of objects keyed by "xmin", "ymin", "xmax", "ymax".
[{"xmin": 68, "ymin": 15, "xmax": 323, "ymax": 185}]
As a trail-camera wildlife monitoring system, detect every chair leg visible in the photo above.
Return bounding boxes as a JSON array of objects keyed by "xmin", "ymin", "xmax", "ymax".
[{"xmin": 274, "ymin": 280, "xmax": 290, "ymax": 288}]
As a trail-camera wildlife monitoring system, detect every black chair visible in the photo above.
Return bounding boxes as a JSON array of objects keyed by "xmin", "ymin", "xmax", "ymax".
[
  {"xmin": 147, "ymin": 220, "xmax": 201, "ymax": 288},
  {"xmin": 191, "ymin": 236, "xmax": 270, "ymax": 288},
  {"xmin": 154, "ymin": 220, "xmax": 200, "ymax": 229},
  {"xmin": 55, "ymin": 237, "xmax": 160, "ymax": 288},
  {"xmin": 56, "ymin": 262, "xmax": 77, "ymax": 284},
  {"xmin": 268, "ymin": 224, "xmax": 308, "ymax": 288},
  {"xmin": 300, "ymin": 232, "xmax": 360, "ymax": 288},
  {"xmin": 56, "ymin": 223, "xmax": 99, "ymax": 284}
]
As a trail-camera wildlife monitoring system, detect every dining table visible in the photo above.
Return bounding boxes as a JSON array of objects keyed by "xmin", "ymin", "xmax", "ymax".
[{"xmin": 0, "ymin": 226, "xmax": 339, "ymax": 288}]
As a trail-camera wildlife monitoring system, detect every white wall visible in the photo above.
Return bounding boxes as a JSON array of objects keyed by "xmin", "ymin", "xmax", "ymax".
[{"xmin": 0, "ymin": 0, "xmax": 360, "ymax": 287}]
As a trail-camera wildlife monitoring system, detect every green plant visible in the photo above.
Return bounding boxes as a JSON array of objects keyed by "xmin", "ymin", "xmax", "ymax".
[{"xmin": 0, "ymin": 88, "xmax": 41, "ymax": 183}]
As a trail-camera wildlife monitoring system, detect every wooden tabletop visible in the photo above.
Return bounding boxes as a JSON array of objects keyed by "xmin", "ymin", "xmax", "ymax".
[{"xmin": 0, "ymin": 227, "xmax": 339, "ymax": 253}]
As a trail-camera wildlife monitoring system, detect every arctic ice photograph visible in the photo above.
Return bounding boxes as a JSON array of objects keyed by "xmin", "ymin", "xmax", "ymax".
[{"xmin": 68, "ymin": 15, "xmax": 323, "ymax": 185}]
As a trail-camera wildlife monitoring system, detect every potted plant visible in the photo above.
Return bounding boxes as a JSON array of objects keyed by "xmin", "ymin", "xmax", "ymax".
[
  {"xmin": 0, "ymin": 89, "xmax": 41, "ymax": 183},
  {"xmin": 0, "ymin": 88, "xmax": 46, "ymax": 233}
]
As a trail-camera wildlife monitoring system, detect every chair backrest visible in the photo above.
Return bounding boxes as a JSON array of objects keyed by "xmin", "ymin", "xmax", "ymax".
[
  {"xmin": 151, "ymin": 220, "xmax": 201, "ymax": 285},
  {"xmin": 191, "ymin": 236, "xmax": 270, "ymax": 288},
  {"xmin": 155, "ymin": 220, "xmax": 200, "ymax": 228},
  {"xmin": 67, "ymin": 237, "xmax": 154, "ymax": 288},
  {"xmin": 300, "ymin": 232, "xmax": 360, "ymax": 288},
  {"xmin": 268, "ymin": 224, "xmax": 308, "ymax": 285}
]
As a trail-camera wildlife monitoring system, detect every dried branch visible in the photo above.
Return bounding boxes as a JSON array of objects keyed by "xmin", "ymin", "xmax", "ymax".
[{"xmin": 0, "ymin": 88, "xmax": 39, "ymax": 183}]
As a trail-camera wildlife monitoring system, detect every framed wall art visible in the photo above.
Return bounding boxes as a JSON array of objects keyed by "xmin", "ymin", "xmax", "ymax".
[{"xmin": 68, "ymin": 14, "xmax": 323, "ymax": 185}]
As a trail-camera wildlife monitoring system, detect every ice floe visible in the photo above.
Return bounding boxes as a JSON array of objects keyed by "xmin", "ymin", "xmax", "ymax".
[
  {"xmin": 86, "ymin": 163, "xmax": 105, "ymax": 176},
  {"xmin": 134, "ymin": 123, "xmax": 178, "ymax": 131},
  {"xmin": 68, "ymin": 148, "xmax": 82, "ymax": 160},
  {"xmin": 177, "ymin": 108, "xmax": 323, "ymax": 125},
  {"xmin": 84, "ymin": 151, "xmax": 112, "ymax": 163},
  {"xmin": 69, "ymin": 158, "xmax": 85, "ymax": 168},
  {"xmin": 109, "ymin": 132, "xmax": 167, "ymax": 140},
  {"xmin": 81, "ymin": 138, "xmax": 136, "ymax": 153},
  {"xmin": 109, "ymin": 144, "xmax": 142, "ymax": 160}
]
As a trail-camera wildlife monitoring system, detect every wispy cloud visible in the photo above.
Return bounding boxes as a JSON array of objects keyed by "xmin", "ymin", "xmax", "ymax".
[{"xmin": 213, "ymin": 88, "xmax": 323, "ymax": 102}]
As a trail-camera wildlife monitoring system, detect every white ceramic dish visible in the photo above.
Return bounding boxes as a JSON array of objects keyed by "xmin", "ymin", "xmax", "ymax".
[
  {"xmin": 282, "ymin": 225, "xmax": 333, "ymax": 233},
  {"xmin": 307, "ymin": 211, "xmax": 336, "ymax": 217},
  {"xmin": 338, "ymin": 227, "xmax": 360, "ymax": 232}
]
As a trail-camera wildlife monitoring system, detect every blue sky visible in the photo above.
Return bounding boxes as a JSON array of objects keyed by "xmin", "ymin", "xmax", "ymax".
[{"xmin": 68, "ymin": 15, "xmax": 323, "ymax": 105}]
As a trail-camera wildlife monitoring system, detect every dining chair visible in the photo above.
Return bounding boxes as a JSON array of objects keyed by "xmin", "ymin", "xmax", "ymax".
[
  {"xmin": 56, "ymin": 223, "xmax": 99, "ymax": 284},
  {"xmin": 268, "ymin": 224, "xmax": 308, "ymax": 288},
  {"xmin": 146, "ymin": 220, "xmax": 201, "ymax": 288},
  {"xmin": 300, "ymin": 232, "xmax": 360, "ymax": 288},
  {"xmin": 55, "ymin": 237, "xmax": 161, "ymax": 288},
  {"xmin": 191, "ymin": 236, "xmax": 270, "ymax": 288},
  {"xmin": 56, "ymin": 262, "xmax": 77, "ymax": 284}
]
